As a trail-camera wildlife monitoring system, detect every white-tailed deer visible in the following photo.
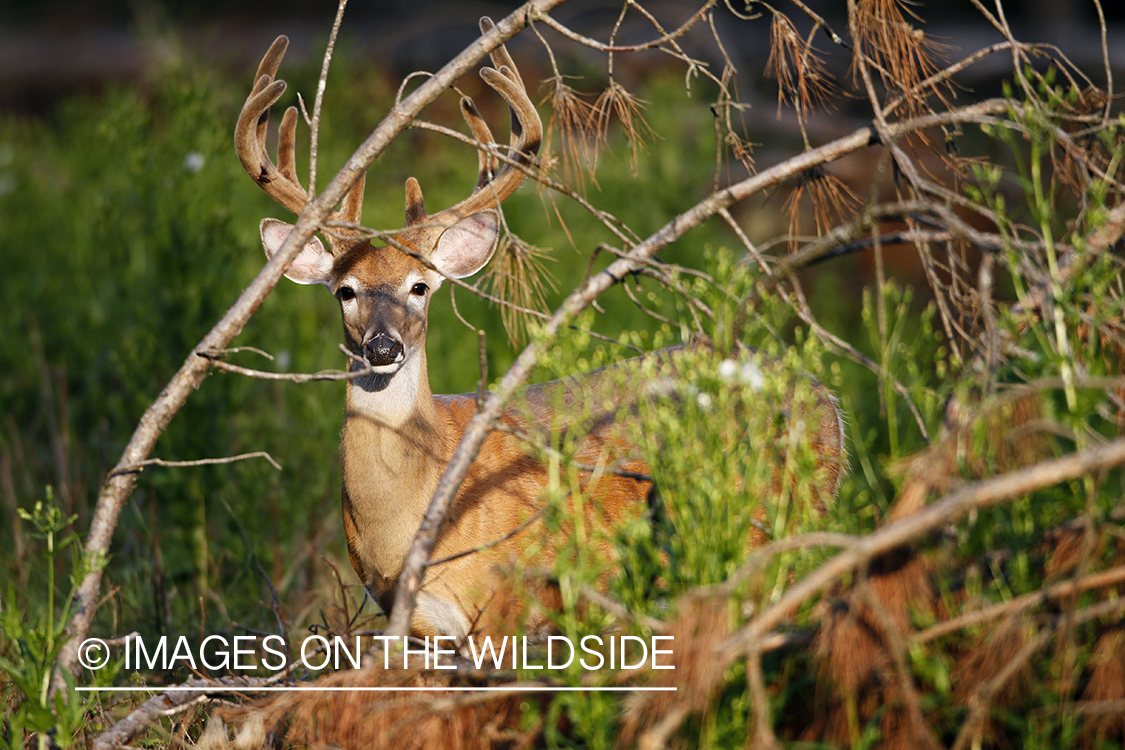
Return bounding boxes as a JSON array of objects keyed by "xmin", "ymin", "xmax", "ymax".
[{"xmin": 236, "ymin": 22, "xmax": 846, "ymax": 642}]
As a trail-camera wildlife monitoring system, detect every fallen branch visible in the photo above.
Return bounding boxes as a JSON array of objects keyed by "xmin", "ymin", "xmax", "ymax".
[
  {"xmin": 91, "ymin": 674, "xmax": 289, "ymax": 750},
  {"xmin": 723, "ymin": 435, "xmax": 1125, "ymax": 656}
]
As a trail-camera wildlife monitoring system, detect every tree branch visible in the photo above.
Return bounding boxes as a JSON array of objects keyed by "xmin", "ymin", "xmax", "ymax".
[
  {"xmin": 723, "ymin": 436, "xmax": 1125, "ymax": 656},
  {"xmin": 57, "ymin": 0, "xmax": 569, "ymax": 683},
  {"xmin": 385, "ymin": 96, "xmax": 1013, "ymax": 637}
]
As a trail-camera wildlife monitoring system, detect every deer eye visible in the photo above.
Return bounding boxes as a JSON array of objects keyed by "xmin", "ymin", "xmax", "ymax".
[
  {"xmin": 336, "ymin": 285, "xmax": 356, "ymax": 301},
  {"xmin": 410, "ymin": 282, "xmax": 429, "ymax": 297}
]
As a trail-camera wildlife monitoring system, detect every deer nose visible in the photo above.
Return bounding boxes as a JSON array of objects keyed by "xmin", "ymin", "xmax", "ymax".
[{"xmin": 363, "ymin": 332, "xmax": 404, "ymax": 367}]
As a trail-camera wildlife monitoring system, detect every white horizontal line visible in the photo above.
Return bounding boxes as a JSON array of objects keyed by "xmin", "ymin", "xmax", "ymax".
[{"xmin": 75, "ymin": 686, "xmax": 675, "ymax": 693}]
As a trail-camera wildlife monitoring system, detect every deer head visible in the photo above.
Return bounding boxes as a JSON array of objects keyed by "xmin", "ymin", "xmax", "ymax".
[{"xmin": 235, "ymin": 19, "xmax": 541, "ymax": 377}]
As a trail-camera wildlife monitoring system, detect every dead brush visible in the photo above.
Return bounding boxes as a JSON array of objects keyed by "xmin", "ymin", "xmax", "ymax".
[
  {"xmin": 1082, "ymin": 628, "xmax": 1125, "ymax": 744},
  {"xmin": 764, "ymin": 10, "xmax": 835, "ymax": 128},
  {"xmin": 804, "ymin": 392, "xmax": 1125, "ymax": 748},
  {"xmin": 617, "ymin": 595, "xmax": 732, "ymax": 748},
  {"xmin": 593, "ymin": 79, "xmax": 656, "ymax": 177},
  {"xmin": 783, "ymin": 165, "xmax": 860, "ymax": 254},
  {"xmin": 479, "ymin": 234, "xmax": 558, "ymax": 345},
  {"xmin": 216, "ymin": 662, "xmax": 538, "ymax": 750},
  {"xmin": 850, "ymin": 0, "xmax": 953, "ymax": 118},
  {"xmin": 540, "ymin": 73, "xmax": 599, "ymax": 191}
]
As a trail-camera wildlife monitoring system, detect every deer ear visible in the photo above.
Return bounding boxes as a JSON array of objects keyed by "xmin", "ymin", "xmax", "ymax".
[
  {"xmin": 260, "ymin": 218, "xmax": 334, "ymax": 286},
  {"xmin": 431, "ymin": 210, "xmax": 500, "ymax": 279}
]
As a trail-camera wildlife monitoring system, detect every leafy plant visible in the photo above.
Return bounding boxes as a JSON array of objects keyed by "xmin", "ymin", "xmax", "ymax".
[{"xmin": 1, "ymin": 491, "xmax": 108, "ymax": 749}]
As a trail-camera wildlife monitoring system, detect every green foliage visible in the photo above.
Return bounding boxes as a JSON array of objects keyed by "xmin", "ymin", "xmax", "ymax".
[
  {"xmin": 0, "ymin": 56, "xmax": 362, "ymax": 721},
  {"xmin": 1, "ymin": 491, "xmax": 110, "ymax": 749},
  {"xmin": 513, "ymin": 250, "xmax": 846, "ymax": 746},
  {"xmin": 481, "ymin": 67, "xmax": 1125, "ymax": 748}
]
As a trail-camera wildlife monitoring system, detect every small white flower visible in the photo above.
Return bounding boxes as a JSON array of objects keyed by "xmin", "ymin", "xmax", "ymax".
[
  {"xmin": 718, "ymin": 358, "xmax": 738, "ymax": 379},
  {"xmin": 644, "ymin": 377, "xmax": 678, "ymax": 399},
  {"xmin": 741, "ymin": 361, "xmax": 764, "ymax": 391},
  {"xmin": 696, "ymin": 392, "xmax": 713, "ymax": 409},
  {"xmin": 184, "ymin": 151, "xmax": 205, "ymax": 173}
]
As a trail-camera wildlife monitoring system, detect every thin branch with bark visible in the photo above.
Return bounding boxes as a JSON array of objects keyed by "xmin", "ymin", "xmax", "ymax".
[
  {"xmin": 386, "ymin": 95, "xmax": 1015, "ymax": 638},
  {"xmin": 57, "ymin": 0, "xmax": 570, "ymax": 684}
]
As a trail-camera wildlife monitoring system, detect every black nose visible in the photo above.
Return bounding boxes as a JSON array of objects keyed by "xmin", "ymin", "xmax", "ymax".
[{"xmin": 364, "ymin": 333, "xmax": 404, "ymax": 367}]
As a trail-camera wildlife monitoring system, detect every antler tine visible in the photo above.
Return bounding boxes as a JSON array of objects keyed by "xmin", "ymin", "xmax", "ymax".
[
  {"xmin": 276, "ymin": 106, "xmax": 304, "ymax": 191},
  {"xmin": 480, "ymin": 17, "xmax": 522, "ymax": 90},
  {"xmin": 418, "ymin": 19, "xmax": 542, "ymax": 227},
  {"xmin": 255, "ymin": 35, "xmax": 289, "ymax": 88},
  {"xmin": 478, "ymin": 15, "xmax": 533, "ymax": 179},
  {"xmin": 461, "ymin": 97, "xmax": 500, "ymax": 190},
  {"xmin": 248, "ymin": 36, "xmax": 288, "ymax": 160},
  {"xmin": 338, "ymin": 173, "xmax": 366, "ymax": 227}
]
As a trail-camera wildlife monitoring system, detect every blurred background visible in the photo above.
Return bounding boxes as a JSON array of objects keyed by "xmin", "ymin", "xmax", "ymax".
[
  {"xmin": 4, "ymin": 0, "xmax": 1123, "ymax": 113},
  {"xmin": 1, "ymin": 0, "xmax": 1122, "ymax": 652}
]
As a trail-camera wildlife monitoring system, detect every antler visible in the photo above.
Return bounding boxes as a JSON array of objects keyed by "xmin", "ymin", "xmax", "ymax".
[
  {"xmin": 235, "ymin": 36, "xmax": 365, "ymax": 245},
  {"xmin": 237, "ymin": 21, "xmax": 537, "ymax": 249},
  {"xmin": 405, "ymin": 17, "xmax": 543, "ymax": 229}
]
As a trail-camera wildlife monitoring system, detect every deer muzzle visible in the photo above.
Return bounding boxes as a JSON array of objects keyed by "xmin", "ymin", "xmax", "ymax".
[{"xmin": 363, "ymin": 332, "xmax": 405, "ymax": 370}]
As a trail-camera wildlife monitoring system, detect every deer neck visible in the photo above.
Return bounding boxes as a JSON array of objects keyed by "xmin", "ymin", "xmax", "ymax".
[{"xmin": 341, "ymin": 349, "xmax": 448, "ymax": 581}]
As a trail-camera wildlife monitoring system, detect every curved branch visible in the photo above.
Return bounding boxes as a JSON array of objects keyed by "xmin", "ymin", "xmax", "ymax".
[
  {"xmin": 385, "ymin": 97, "xmax": 1014, "ymax": 638},
  {"xmin": 536, "ymin": 1, "xmax": 717, "ymax": 53}
]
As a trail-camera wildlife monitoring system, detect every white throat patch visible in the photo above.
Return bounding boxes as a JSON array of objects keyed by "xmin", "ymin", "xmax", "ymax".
[{"xmin": 347, "ymin": 352, "xmax": 423, "ymax": 428}]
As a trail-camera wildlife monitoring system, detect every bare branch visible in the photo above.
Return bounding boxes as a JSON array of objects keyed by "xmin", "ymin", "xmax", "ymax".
[
  {"xmin": 915, "ymin": 563, "xmax": 1125, "ymax": 644},
  {"xmin": 92, "ymin": 674, "xmax": 293, "ymax": 750},
  {"xmin": 111, "ymin": 451, "xmax": 283, "ymax": 475},
  {"xmin": 724, "ymin": 436, "xmax": 1125, "ymax": 656},
  {"xmin": 199, "ymin": 346, "xmax": 378, "ymax": 383},
  {"xmin": 307, "ymin": 0, "xmax": 349, "ymax": 197},
  {"xmin": 535, "ymin": 1, "xmax": 718, "ymax": 53}
]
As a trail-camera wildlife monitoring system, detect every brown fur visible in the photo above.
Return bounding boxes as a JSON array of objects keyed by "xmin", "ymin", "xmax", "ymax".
[
  {"xmin": 231, "ymin": 25, "xmax": 848, "ymax": 748},
  {"xmin": 339, "ymin": 341, "xmax": 845, "ymax": 641}
]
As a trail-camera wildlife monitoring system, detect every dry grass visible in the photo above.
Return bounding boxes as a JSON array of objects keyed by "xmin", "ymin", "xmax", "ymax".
[
  {"xmin": 218, "ymin": 663, "xmax": 537, "ymax": 750},
  {"xmin": 783, "ymin": 165, "xmax": 860, "ymax": 252},
  {"xmin": 851, "ymin": 0, "xmax": 953, "ymax": 117},
  {"xmin": 480, "ymin": 235, "xmax": 558, "ymax": 344}
]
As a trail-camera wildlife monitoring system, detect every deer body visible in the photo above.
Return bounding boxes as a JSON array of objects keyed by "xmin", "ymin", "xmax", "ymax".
[
  {"xmin": 340, "ymin": 334, "xmax": 712, "ymax": 638},
  {"xmin": 238, "ymin": 26, "xmax": 845, "ymax": 642},
  {"xmin": 341, "ymin": 371, "xmax": 627, "ymax": 639}
]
